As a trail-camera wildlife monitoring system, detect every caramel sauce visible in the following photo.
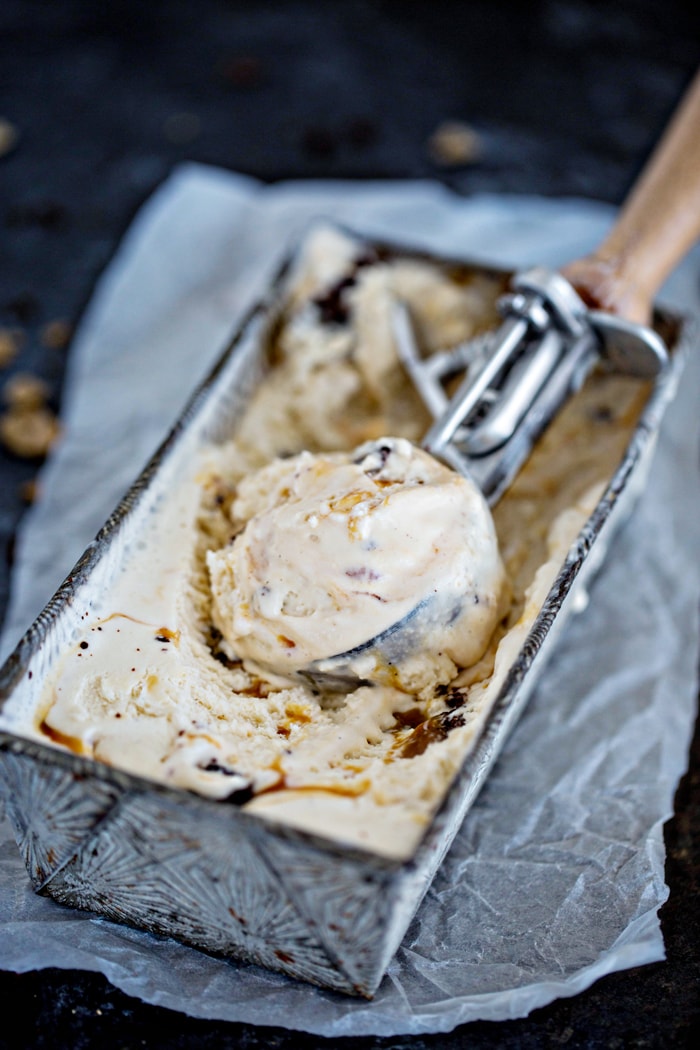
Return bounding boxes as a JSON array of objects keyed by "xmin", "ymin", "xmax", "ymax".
[
  {"xmin": 392, "ymin": 707, "xmax": 425, "ymax": 729},
  {"xmin": 100, "ymin": 611, "xmax": 155, "ymax": 628},
  {"xmin": 367, "ymin": 656, "xmax": 404, "ymax": 691},
  {"xmin": 83, "ymin": 612, "xmax": 181, "ymax": 648},
  {"xmin": 155, "ymin": 626, "xmax": 180, "ymax": 646},
  {"xmin": 269, "ymin": 779, "xmax": 370, "ymax": 799},
  {"xmin": 275, "ymin": 701, "xmax": 313, "ymax": 739},
  {"xmin": 257, "ymin": 756, "xmax": 369, "ymax": 798},
  {"xmin": 39, "ymin": 719, "xmax": 92, "ymax": 757},
  {"xmin": 328, "ymin": 489, "xmax": 376, "ymax": 514},
  {"xmin": 239, "ymin": 678, "xmax": 273, "ymax": 698},
  {"xmin": 399, "ymin": 710, "xmax": 466, "ymax": 759},
  {"xmin": 183, "ymin": 731, "xmax": 222, "ymax": 748},
  {"xmin": 284, "ymin": 702, "xmax": 311, "ymax": 723}
]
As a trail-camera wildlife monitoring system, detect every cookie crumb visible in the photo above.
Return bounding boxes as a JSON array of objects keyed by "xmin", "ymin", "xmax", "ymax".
[
  {"xmin": 40, "ymin": 319, "xmax": 72, "ymax": 350},
  {"xmin": 0, "ymin": 118, "xmax": 19, "ymax": 158},
  {"xmin": 2, "ymin": 372, "xmax": 50, "ymax": 410},
  {"xmin": 427, "ymin": 120, "xmax": 482, "ymax": 167},
  {"xmin": 0, "ymin": 406, "xmax": 61, "ymax": 458},
  {"xmin": 0, "ymin": 328, "xmax": 21, "ymax": 369}
]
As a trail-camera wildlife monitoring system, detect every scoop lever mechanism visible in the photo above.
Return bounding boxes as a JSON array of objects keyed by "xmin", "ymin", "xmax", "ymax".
[
  {"xmin": 397, "ymin": 68, "xmax": 700, "ymax": 504},
  {"xmin": 394, "ymin": 268, "xmax": 668, "ymax": 506}
]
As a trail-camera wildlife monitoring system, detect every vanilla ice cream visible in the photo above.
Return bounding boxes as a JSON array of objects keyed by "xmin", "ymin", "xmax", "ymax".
[
  {"xmin": 5, "ymin": 225, "xmax": 651, "ymax": 859},
  {"xmin": 207, "ymin": 437, "xmax": 507, "ymax": 693}
]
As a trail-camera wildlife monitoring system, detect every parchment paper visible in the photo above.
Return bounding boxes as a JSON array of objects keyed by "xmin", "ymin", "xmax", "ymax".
[{"xmin": 1, "ymin": 164, "xmax": 698, "ymax": 1037}]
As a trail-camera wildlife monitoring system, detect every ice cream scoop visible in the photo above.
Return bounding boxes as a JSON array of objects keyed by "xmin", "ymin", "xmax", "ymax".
[
  {"xmin": 400, "ymin": 72, "xmax": 700, "ymax": 504},
  {"xmin": 207, "ymin": 437, "xmax": 507, "ymax": 694},
  {"xmin": 207, "ymin": 73, "xmax": 700, "ymax": 697}
]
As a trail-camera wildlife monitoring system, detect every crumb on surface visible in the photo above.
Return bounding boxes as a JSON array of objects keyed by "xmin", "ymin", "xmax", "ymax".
[
  {"xmin": 0, "ymin": 117, "xmax": 19, "ymax": 158},
  {"xmin": 0, "ymin": 405, "xmax": 61, "ymax": 458},
  {"xmin": 2, "ymin": 372, "xmax": 51, "ymax": 410},
  {"xmin": 0, "ymin": 329, "xmax": 22, "ymax": 369},
  {"xmin": 427, "ymin": 120, "xmax": 482, "ymax": 167},
  {"xmin": 40, "ymin": 319, "xmax": 73, "ymax": 350}
]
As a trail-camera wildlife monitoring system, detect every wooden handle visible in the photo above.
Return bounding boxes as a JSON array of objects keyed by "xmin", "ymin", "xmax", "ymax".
[{"xmin": 562, "ymin": 68, "xmax": 700, "ymax": 323}]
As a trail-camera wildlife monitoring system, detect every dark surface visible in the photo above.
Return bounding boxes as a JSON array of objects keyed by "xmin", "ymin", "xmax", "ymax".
[{"xmin": 1, "ymin": 1, "xmax": 699, "ymax": 1046}]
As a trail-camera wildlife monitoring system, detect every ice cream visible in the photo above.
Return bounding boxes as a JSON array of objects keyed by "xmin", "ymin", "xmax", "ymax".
[
  {"xmin": 4, "ymin": 224, "xmax": 651, "ymax": 859},
  {"xmin": 207, "ymin": 437, "xmax": 507, "ymax": 694}
]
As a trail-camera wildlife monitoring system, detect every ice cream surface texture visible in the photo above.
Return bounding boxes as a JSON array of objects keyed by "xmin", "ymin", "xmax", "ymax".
[
  {"xmin": 207, "ymin": 437, "xmax": 506, "ymax": 693},
  {"xmin": 3, "ymin": 224, "xmax": 652, "ymax": 859}
]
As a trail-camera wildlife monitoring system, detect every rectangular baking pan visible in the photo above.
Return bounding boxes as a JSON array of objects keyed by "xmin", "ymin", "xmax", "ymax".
[{"xmin": 0, "ymin": 228, "xmax": 686, "ymax": 997}]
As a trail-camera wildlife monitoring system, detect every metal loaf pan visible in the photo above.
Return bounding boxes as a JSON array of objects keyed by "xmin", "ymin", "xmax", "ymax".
[{"xmin": 0, "ymin": 229, "xmax": 687, "ymax": 998}]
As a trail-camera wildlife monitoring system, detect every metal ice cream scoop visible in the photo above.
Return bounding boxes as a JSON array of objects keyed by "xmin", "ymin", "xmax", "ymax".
[
  {"xmin": 304, "ymin": 69, "xmax": 700, "ymax": 689},
  {"xmin": 393, "ymin": 268, "xmax": 669, "ymax": 506},
  {"xmin": 397, "ymin": 69, "xmax": 700, "ymax": 504}
]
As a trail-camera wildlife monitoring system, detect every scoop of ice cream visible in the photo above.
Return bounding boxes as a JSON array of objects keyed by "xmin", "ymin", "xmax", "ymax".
[{"xmin": 206, "ymin": 437, "xmax": 507, "ymax": 693}]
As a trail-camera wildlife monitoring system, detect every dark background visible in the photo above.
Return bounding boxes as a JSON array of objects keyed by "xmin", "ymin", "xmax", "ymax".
[{"xmin": 1, "ymin": 1, "xmax": 699, "ymax": 1046}]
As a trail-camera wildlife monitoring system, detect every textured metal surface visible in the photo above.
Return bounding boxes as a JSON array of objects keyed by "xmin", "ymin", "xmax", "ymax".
[{"xmin": 0, "ymin": 741, "xmax": 405, "ymax": 996}]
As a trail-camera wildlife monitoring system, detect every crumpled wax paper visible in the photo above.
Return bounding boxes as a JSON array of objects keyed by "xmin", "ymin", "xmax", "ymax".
[{"xmin": 0, "ymin": 163, "xmax": 698, "ymax": 1038}]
